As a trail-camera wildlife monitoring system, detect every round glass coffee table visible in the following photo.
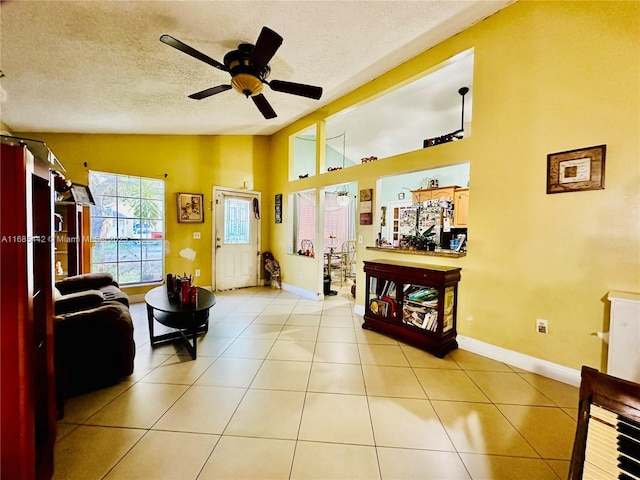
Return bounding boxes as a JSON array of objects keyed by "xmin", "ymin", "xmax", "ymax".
[{"xmin": 145, "ymin": 285, "xmax": 216, "ymax": 359}]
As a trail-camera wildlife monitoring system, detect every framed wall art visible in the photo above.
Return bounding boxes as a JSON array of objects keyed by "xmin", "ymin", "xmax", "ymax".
[
  {"xmin": 274, "ymin": 193, "xmax": 282, "ymax": 224},
  {"xmin": 177, "ymin": 193, "xmax": 204, "ymax": 223},
  {"xmin": 547, "ymin": 145, "xmax": 606, "ymax": 194},
  {"xmin": 359, "ymin": 188, "xmax": 373, "ymax": 225}
]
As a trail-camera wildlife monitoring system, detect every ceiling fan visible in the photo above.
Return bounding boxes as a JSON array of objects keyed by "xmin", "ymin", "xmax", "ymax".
[{"xmin": 160, "ymin": 27, "xmax": 323, "ymax": 119}]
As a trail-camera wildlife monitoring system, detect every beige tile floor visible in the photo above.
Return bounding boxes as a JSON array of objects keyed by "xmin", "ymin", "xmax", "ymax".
[{"xmin": 55, "ymin": 285, "xmax": 579, "ymax": 480}]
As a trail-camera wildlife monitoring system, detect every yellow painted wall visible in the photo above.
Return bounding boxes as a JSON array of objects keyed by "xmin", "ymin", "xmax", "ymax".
[
  {"xmin": 23, "ymin": 133, "xmax": 270, "ymax": 296},
  {"xmin": 0, "ymin": 120, "xmax": 13, "ymax": 134},
  {"xmin": 268, "ymin": 1, "xmax": 640, "ymax": 371},
  {"xmin": 7, "ymin": 1, "xmax": 639, "ymax": 372}
]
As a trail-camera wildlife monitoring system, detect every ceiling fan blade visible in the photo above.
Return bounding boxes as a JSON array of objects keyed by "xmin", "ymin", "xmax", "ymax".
[
  {"xmin": 249, "ymin": 27, "xmax": 283, "ymax": 69},
  {"xmin": 252, "ymin": 94, "xmax": 277, "ymax": 119},
  {"xmin": 188, "ymin": 85, "xmax": 232, "ymax": 100},
  {"xmin": 160, "ymin": 34, "xmax": 227, "ymax": 72},
  {"xmin": 269, "ymin": 80, "xmax": 323, "ymax": 100}
]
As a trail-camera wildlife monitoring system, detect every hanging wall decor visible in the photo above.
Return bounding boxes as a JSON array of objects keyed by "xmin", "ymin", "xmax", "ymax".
[
  {"xmin": 360, "ymin": 188, "xmax": 373, "ymax": 225},
  {"xmin": 547, "ymin": 145, "xmax": 606, "ymax": 194},
  {"xmin": 274, "ymin": 194, "xmax": 282, "ymax": 224},
  {"xmin": 177, "ymin": 193, "xmax": 204, "ymax": 223}
]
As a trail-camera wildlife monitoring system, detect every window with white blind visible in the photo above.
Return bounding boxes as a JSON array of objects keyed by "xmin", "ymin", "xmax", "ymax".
[
  {"xmin": 293, "ymin": 189, "xmax": 316, "ymax": 254},
  {"xmin": 89, "ymin": 171, "xmax": 164, "ymax": 286},
  {"xmin": 324, "ymin": 191, "xmax": 356, "ymax": 250}
]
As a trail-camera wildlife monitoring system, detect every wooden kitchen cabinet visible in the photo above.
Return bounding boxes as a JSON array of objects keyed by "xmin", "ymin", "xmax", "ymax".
[
  {"xmin": 411, "ymin": 186, "xmax": 457, "ymax": 204},
  {"xmin": 363, "ymin": 259, "xmax": 461, "ymax": 357},
  {"xmin": 453, "ymin": 188, "xmax": 470, "ymax": 228}
]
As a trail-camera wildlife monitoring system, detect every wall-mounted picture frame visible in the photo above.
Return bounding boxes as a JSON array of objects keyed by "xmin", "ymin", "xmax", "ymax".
[
  {"xmin": 547, "ymin": 144, "xmax": 606, "ymax": 194},
  {"xmin": 57, "ymin": 183, "xmax": 96, "ymax": 205},
  {"xmin": 177, "ymin": 193, "xmax": 204, "ymax": 223},
  {"xmin": 274, "ymin": 193, "xmax": 282, "ymax": 224},
  {"xmin": 359, "ymin": 188, "xmax": 373, "ymax": 225}
]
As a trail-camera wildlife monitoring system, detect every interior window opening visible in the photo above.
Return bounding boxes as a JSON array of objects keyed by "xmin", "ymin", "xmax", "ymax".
[
  {"xmin": 290, "ymin": 125, "xmax": 317, "ymax": 181},
  {"xmin": 378, "ymin": 163, "xmax": 469, "ymax": 252},
  {"xmin": 290, "ymin": 188, "xmax": 316, "ymax": 256},
  {"xmin": 322, "ymin": 182, "xmax": 358, "ymax": 286},
  {"xmin": 324, "ymin": 48, "xmax": 474, "ymax": 167}
]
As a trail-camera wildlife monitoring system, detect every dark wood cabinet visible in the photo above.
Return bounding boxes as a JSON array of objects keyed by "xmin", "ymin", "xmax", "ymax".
[
  {"xmin": 363, "ymin": 259, "xmax": 461, "ymax": 357},
  {"xmin": 1, "ymin": 139, "xmax": 56, "ymax": 480}
]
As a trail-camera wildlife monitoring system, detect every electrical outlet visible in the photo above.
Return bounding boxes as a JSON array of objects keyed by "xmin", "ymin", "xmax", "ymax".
[
  {"xmin": 195, "ymin": 269, "xmax": 201, "ymax": 277},
  {"xmin": 536, "ymin": 318, "xmax": 548, "ymax": 334},
  {"xmin": 298, "ymin": 272, "xmax": 303, "ymax": 279},
  {"xmin": 193, "ymin": 232, "xmax": 201, "ymax": 239}
]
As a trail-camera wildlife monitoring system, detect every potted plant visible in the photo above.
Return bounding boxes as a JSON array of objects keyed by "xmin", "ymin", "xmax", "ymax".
[{"xmin": 405, "ymin": 225, "xmax": 437, "ymax": 251}]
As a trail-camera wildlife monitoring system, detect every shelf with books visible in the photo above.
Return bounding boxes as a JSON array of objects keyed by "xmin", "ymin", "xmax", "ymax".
[
  {"xmin": 367, "ymin": 276, "xmax": 398, "ymax": 320},
  {"xmin": 363, "ymin": 259, "xmax": 461, "ymax": 358}
]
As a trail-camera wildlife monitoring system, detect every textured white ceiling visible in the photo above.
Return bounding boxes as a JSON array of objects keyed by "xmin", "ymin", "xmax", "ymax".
[{"xmin": 0, "ymin": 0, "xmax": 512, "ymax": 136}]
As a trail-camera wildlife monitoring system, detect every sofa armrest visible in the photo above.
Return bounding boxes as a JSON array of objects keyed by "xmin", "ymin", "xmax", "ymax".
[
  {"xmin": 55, "ymin": 290, "xmax": 104, "ymax": 315},
  {"xmin": 55, "ymin": 273, "xmax": 117, "ymax": 294}
]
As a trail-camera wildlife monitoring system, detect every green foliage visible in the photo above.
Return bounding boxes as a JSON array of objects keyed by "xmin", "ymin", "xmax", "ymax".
[{"xmin": 405, "ymin": 225, "xmax": 436, "ymax": 250}]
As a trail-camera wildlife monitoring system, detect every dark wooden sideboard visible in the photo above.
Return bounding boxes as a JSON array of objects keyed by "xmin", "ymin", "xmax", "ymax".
[{"xmin": 363, "ymin": 259, "xmax": 461, "ymax": 358}]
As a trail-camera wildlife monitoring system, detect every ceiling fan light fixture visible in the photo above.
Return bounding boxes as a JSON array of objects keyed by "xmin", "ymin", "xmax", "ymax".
[
  {"xmin": 161, "ymin": 26, "xmax": 322, "ymax": 118},
  {"xmin": 231, "ymin": 73, "xmax": 263, "ymax": 97}
]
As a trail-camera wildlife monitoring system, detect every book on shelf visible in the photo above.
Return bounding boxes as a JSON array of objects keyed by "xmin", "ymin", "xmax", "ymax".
[
  {"xmin": 380, "ymin": 280, "xmax": 396, "ymax": 298},
  {"xmin": 406, "ymin": 298, "xmax": 438, "ymax": 308},
  {"xmin": 402, "ymin": 303, "xmax": 439, "ymax": 330},
  {"xmin": 369, "ymin": 298, "xmax": 391, "ymax": 317},
  {"xmin": 425, "ymin": 311, "xmax": 439, "ymax": 331},
  {"xmin": 381, "ymin": 295, "xmax": 396, "ymax": 317},
  {"xmin": 406, "ymin": 287, "xmax": 438, "ymax": 302}
]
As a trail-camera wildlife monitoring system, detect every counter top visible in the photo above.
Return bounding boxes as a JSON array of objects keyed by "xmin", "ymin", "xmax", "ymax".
[{"xmin": 366, "ymin": 246, "xmax": 466, "ymax": 258}]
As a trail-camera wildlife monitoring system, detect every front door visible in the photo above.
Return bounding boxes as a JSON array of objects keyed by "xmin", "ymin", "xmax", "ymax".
[{"xmin": 213, "ymin": 188, "xmax": 260, "ymax": 290}]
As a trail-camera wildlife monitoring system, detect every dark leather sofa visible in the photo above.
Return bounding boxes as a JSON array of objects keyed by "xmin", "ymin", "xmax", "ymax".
[{"xmin": 54, "ymin": 273, "xmax": 135, "ymax": 415}]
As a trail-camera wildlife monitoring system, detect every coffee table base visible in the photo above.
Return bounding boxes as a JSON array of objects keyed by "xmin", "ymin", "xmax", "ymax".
[{"xmin": 147, "ymin": 306, "xmax": 209, "ymax": 359}]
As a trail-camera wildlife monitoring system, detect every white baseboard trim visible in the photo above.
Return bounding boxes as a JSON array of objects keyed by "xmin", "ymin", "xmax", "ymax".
[
  {"xmin": 282, "ymin": 283, "xmax": 320, "ymax": 301},
  {"xmin": 349, "ymin": 307, "xmax": 580, "ymax": 386},
  {"xmin": 457, "ymin": 335, "xmax": 581, "ymax": 387},
  {"xmin": 128, "ymin": 293, "xmax": 146, "ymax": 304}
]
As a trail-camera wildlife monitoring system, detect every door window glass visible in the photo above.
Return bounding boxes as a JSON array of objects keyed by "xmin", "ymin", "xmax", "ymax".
[{"xmin": 224, "ymin": 197, "xmax": 250, "ymax": 244}]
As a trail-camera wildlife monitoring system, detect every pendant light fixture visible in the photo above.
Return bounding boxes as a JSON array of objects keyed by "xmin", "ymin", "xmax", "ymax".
[{"xmin": 336, "ymin": 184, "xmax": 350, "ymax": 206}]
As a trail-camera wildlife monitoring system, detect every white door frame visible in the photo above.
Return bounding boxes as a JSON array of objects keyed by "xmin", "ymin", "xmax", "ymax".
[{"xmin": 211, "ymin": 186, "xmax": 262, "ymax": 291}]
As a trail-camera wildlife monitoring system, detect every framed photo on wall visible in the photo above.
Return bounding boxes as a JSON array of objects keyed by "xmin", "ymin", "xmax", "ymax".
[
  {"xmin": 177, "ymin": 193, "xmax": 204, "ymax": 223},
  {"xmin": 274, "ymin": 193, "xmax": 282, "ymax": 224},
  {"xmin": 547, "ymin": 145, "xmax": 606, "ymax": 194},
  {"xmin": 360, "ymin": 188, "xmax": 373, "ymax": 225}
]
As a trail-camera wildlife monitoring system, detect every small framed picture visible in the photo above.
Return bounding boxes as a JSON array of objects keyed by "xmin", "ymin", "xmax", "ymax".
[
  {"xmin": 274, "ymin": 194, "xmax": 282, "ymax": 224},
  {"xmin": 547, "ymin": 145, "xmax": 606, "ymax": 194},
  {"xmin": 177, "ymin": 193, "xmax": 204, "ymax": 223},
  {"xmin": 69, "ymin": 183, "xmax": 95, "ymax": 205}
]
